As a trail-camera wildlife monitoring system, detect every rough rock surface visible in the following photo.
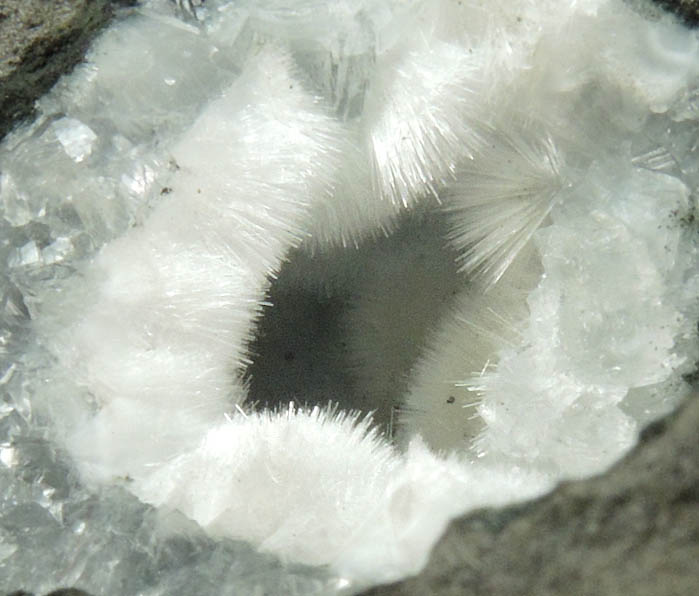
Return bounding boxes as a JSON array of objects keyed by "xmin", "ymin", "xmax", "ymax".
[
  {"xmin": 0, "ymin": 1, "xmax": 697, "ymax": 596},
  {"xmin": 0, "ymin": 0, "xmax": 137, "ymax": 140},
  {"xmin": 654, "ymin": 0, "xmax": 699, "ymax": 24},
  {"xmin": 1, "ymin": 0, "xmax": 695, "ymax": 141},
  {"xmin": 7, "ymin": 590, "xmax": 91, "ymax": 596},
  {"xmin": 359, "ymin": 392, "xmax": 699, "ymax": 596}
]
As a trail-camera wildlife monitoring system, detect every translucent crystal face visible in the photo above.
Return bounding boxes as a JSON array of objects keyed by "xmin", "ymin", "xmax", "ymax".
[{"xmin": 1, "ymin": 0, "xmax": 698, "ymax": 593}]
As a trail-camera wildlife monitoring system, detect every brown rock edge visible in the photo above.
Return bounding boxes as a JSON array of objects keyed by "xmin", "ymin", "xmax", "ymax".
[
  {"xmin": 1, "ymin": 0, "xmax": 698, "ymax": 142},
  {"xmin": 654, "ymin": 0, "xmax": 699, "ymax": 24},
  {"xmin": 358, "ymin": 392, "xmax": 699, "ymax": 596},
  {"xmin": 0, "ymin": 0, "xmax": 137, "ymax": 140},
  {"xmin": 0, "ymin": 2, "xmax": 697, "ymax": 596}
]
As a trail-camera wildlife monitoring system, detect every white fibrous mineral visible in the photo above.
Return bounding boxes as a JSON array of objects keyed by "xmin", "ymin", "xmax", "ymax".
[{"xmin": 0, "ymin": 0, "xmax": 697, "ymax": 593}]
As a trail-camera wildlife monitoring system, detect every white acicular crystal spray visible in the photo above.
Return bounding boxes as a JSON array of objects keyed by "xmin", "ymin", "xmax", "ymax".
[
  {"xmin": 446, "ymin": 124, "xmax": 566, "ymax": 286},
  {"xmin": 362, "ymin": 37, "xmax": 486, "ymax": 207},
  {"xmin": 39, "ymin": 46, "xmax": 346, "ymax": 483},
  {"xmin": 1, "ymin": 0, "xmax": 698, "ymax": 592}
]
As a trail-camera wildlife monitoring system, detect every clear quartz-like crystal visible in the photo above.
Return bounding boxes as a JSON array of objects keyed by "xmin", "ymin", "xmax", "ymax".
[
  {"xmin": 0, "ymin": 0, "xmax": 697, "ymax": 592},
  {"xmin": 52, "ymin": 118, "xmax": 98, "ymax": 163}
]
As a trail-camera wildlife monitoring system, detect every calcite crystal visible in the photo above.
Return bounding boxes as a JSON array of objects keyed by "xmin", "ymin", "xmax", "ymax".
[{"xmin": 0, "ymin": 1, "xmax": 697, "ymax": 594}]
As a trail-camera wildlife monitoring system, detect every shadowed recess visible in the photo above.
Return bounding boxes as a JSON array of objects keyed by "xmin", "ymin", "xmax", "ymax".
[{"xmin": 244, "ymin": 209, "xmax": 465, "ymax": 435}]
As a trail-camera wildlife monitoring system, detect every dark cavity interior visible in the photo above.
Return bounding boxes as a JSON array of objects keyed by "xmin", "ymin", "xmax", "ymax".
[{"xmin": 244, "ymin": 209, "xmax": 466, "ymax": 436}]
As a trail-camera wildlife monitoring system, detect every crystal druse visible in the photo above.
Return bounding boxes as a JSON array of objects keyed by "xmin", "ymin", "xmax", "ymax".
[{"xmin": 0, "ymin": 0, "xmax": 698, "ymax": 594}]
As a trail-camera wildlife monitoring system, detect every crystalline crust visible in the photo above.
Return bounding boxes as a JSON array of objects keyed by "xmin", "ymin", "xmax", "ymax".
[{"xmin": 0, "ymin": 0, "xmax": 698, "ymax": 593}]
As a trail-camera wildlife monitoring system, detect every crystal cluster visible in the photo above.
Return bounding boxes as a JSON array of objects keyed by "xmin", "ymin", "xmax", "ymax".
[{"xmin": 1, "ymin": 0, "xmax": 697, "ymax": 593}]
